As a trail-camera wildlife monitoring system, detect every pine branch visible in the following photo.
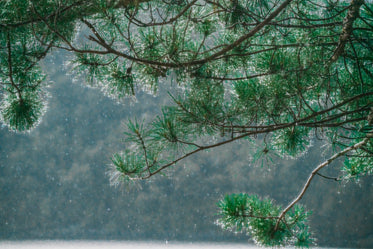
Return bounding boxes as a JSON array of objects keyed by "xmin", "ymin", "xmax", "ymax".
[
  {"xmin": 0, "ymin": 1, "xmax": 85, "ymax": 28},
  {"xmin": 77, "ymin": 0, "xmax": 294, "ymax": 69},
  {"xmin": 6, "ymin": 32, "xmax": 23, "ymax": 102},
  {"xmin": 138, "ymin": 92, "xmax": 373, "ymax": 179},
  {"xmin": 274, "ymin": 108, "xmax": 373, "ymax": 231},
  {"xmin": 330, "ymin": 0, "xmax": 364, "ymax": 62}
]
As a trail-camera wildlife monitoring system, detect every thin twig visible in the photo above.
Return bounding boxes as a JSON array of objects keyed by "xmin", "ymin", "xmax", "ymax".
[{"xmin": 316, "ymin": 172, "xmax": 341, "ymax": 181}]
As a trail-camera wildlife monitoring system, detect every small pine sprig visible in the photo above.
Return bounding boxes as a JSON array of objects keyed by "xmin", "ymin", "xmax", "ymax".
[{"xmin": 217, "ymin": 193, "xmax": 313, "ymax": 248}]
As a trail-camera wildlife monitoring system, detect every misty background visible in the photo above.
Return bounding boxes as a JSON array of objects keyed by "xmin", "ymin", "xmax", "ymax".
[{"xmin": 1, "ymin": 51, "xmax": 373, "ymax": 248}]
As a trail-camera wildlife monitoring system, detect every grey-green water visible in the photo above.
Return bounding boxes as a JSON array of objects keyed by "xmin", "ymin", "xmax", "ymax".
[
  {"xmin": 0, "ymin": 241, "xmax": 254, "ymax": 249},
  {"xmin": 0, "ymin": 241, "xmax": 345, "ymax": 249}
]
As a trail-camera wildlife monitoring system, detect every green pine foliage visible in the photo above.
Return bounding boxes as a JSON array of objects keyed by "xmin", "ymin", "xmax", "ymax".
[
  {"xmin": 217, "ymin": 194, "xmax": 313, "ymax": 247},
  {"xmin": 108, "ymin": 63, "xmax": 135, "ymax": 97},
  {"xmin": 1, "ymin": 92, "xmax": 44, "ymax": 132},
  {"xmin": 343, "ymin": 138, "xmax": 373, "ymax": 179},
  {"xmin": 272, "ymin": 127, "xmax": 311, "ymax": 158},
  {"xmin": 1, "ymin": 0, "xmax": 373, "ymax": 247}
]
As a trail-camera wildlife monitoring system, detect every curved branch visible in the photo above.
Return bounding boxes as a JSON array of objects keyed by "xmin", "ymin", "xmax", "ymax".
[
  {"xmin": 140, "ymin": 92, "xmax": 373, "ymax": 178},
  {"xmin": 275, "ymin": 135, "xmax": 371, "ymax": 231},
  {"xmin": 140, "ymin": 122, "xmax": 296, "ymax": 179},
  {"xmin": 274, "ymin": 108, "xmax": 373, "ymax": 231},
  {"xmin": 77, "ymin": 0, "xmax": 294, "ymax": 68},
  {"xmin": 181, "ymin": 0, "xmax": 295, "ymax": 66}
]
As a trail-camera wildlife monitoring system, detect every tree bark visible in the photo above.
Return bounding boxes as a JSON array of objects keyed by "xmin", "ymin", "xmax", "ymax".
[{"xmin": 330, "ymin": 0, "xmax": 364, "ymax": 62}]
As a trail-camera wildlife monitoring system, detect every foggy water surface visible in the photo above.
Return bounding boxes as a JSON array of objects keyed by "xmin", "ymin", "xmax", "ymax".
[{"xmin": 0, "ymin": 241, "xmax": 255, "ymax": 249}]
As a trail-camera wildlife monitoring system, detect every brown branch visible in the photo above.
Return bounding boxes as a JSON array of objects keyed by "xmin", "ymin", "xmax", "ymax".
[
  {"xmin": 330, "ymin": 0, "xmax": 364, "ymax": 62},
  {"xmin": 275, "ymin": 135, "xmax": 371, "ymax": 231},
  {"xmin": 215, "ymin": 91, "xmax": 373, "ymax": 131},
  {"xmin": 138, "ymin": 93, "xmax": 371, "ymax": 179},
  {"xmin": 22, "ymin": 0, "xmax": 293, "ymax": 71},
  {"xmin": 1, "ymin": 0, "xmax": 150, "ymax": 28},
  {"xmin": 140, "ymin": 122, "xmax": 296, "ymax": 179},
  {"xmin": 87, "ymin": 0, "xmax": 294, "ymax": 68},
  {"xmin": 274, "ymin": 107, "xmax": 373, "ymax": 231},
  {"xmin": 185, "ymin": 0, "xmax": 294, "ymax": 66},
  {"xmin": 298, "ymin": 103, "xmax": 372, "ymax": 127},
  {"xmin": 243, "ymin": 21, "xmax": 343, "ymax": 29},
  {"xmin": 135, "ymin": 130, "xmax": 152, "ymax": 176},
  {"xmin": 6, "ymin": 32, "xmax": 23, "ymax": 102},
  {"xmin": 0, "ymin": 1, "xmax": 85, "ymax": 28}
]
